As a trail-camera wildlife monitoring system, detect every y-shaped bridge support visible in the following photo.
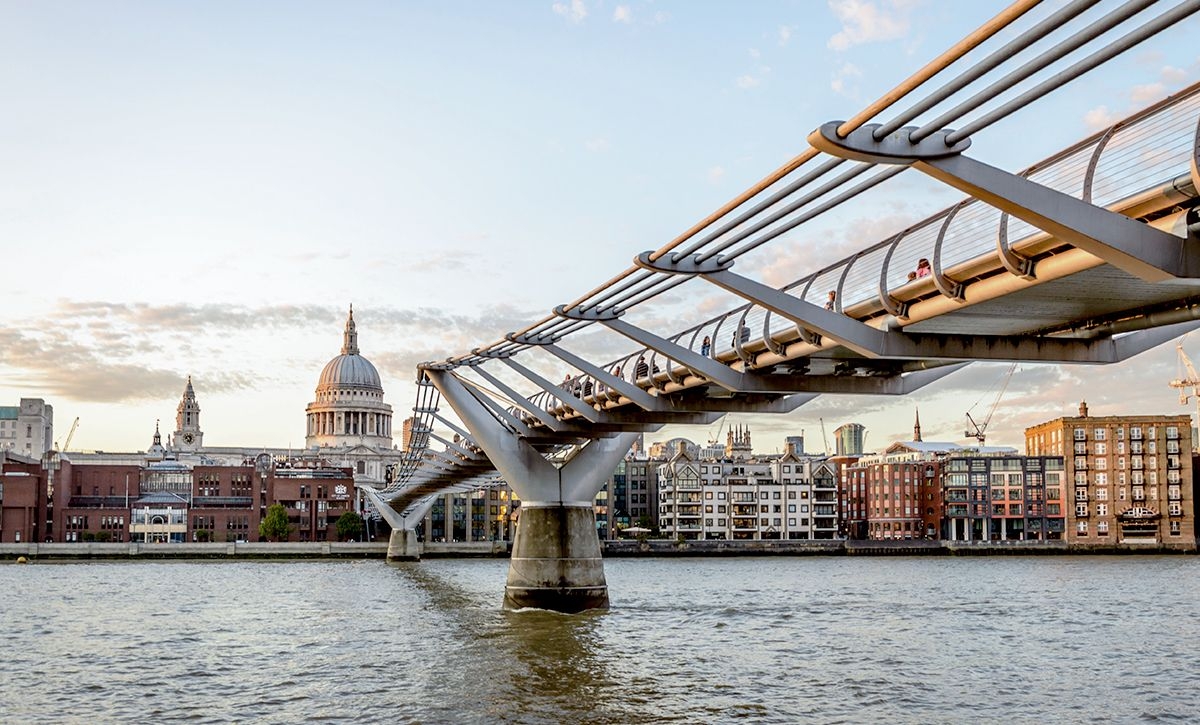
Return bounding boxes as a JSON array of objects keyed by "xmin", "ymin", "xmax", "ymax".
[{"xmin": 425, "ymin": 368, "xmax": 641, "ymax": 612}]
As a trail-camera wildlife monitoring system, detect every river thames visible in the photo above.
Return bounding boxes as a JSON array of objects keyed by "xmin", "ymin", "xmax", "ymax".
[{"xmin": 3, "ymin": 555, "xmax": 1199, "ymax": 723}]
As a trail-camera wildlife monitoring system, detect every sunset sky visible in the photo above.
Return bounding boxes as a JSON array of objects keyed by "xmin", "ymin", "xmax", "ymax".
[{"xmin": 3, "ymin": 1, "xmax": 1199, "ymax": 454}]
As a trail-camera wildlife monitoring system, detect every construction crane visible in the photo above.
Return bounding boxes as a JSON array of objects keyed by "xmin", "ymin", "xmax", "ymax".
[
  {"xmin": 1168, "ymin": 337, "xmax": 1200, "ymax": 429},
  {"xmin": 819, "ymin": 418, "xmax": 830, "ymax": 456},
  {"xmin": 707, "ymin": 414, "xmax": 728, "ymax": 448},
  {"xmin": 965, "ymin": 364, "xmax": 1017, "ymax": 446},
  {"xmin": 56, "ymin": 417, "xmax": 80, "ymax": 452}
]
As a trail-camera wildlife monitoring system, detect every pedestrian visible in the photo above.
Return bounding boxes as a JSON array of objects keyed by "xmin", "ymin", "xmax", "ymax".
[
  {"xmin": 916, "ymin": 258, "xmax": 932, "ymax": 278},
  {"xmin": 700, "ymin": 335, "xmax": 711, "ymax": 357},
  {"xmin": 824, "ymin": 290, "xmax": 836, "ymax": 311}
]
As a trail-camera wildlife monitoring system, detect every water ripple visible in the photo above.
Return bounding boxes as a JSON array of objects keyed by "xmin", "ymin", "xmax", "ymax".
[{"xmin": 2, "ymin": 557, "xmax": 1200, "ymax": 722}]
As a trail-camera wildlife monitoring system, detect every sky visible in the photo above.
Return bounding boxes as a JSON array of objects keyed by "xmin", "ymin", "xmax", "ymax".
[{"xmin": 2, "ymin": 0, "xmax": 1200, "ymax": 455}]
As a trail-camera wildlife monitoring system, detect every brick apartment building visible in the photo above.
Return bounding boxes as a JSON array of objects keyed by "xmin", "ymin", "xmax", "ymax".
[{"xmin": 1026, "ymin": 403, "xmax": 1195, "ymax": 549}]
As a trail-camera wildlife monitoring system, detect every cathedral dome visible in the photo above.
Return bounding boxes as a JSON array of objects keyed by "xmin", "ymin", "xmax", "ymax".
[
  {"xmin": 317, "ymin": 353, "xmax": 382, "ymax": 392},
  {"xmin": 314, "ymin": 306, "xmax": 384, "ymax": 394},
  {"xmin": 306, "ymin": 305, "xmax": 394, "ymax": 450}
]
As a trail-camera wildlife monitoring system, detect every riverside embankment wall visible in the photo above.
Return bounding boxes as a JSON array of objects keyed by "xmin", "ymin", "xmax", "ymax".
[{"xmin": 3, "ymin": 539, "xmax": 1194, "ymax": 561}]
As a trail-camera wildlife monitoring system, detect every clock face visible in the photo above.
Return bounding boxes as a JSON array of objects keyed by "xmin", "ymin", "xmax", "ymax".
[{"xmin": 183, "ymin": 433, "xmax": 195, "ymax": 444}]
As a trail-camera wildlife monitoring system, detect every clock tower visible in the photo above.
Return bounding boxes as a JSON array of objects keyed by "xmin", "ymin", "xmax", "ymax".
[{"xmin": 174, "ymin": 375, "xmax": 204, "ymax": 451}]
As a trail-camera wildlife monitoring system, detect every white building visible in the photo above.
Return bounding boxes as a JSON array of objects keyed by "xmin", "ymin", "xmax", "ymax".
[
  {"xmin": 0, "ymin": 398, "xmax": 53, "ymax": 458},
  {"xmin": 657, "ymin": 441, "xmax": 840, "ymax": 540}
]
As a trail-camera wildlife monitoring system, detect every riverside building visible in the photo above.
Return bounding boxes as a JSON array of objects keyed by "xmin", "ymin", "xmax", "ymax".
[
  {"xmin": 656, "ymin": 439, "xmax": 838, "ymax": 541},
  {"xmin": 940, "ymin": 453, "xmax": 1066, "ymax": 541},
  {"xmin": 51, "ymin": 453, "xmax": 356, "ymax": 543},
  {"xmin": 0, "ymin": 450, "xmax": 50, "ymax": 543},
  {"xmin": 1025, "ymin": 403, "xmax": 1195, "ymax": 549}
]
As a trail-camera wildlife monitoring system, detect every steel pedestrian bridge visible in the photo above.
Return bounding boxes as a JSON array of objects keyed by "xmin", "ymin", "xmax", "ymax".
[{"xmin": 364, "ymin": 1, "xmax": 1200, "ymax": 611}]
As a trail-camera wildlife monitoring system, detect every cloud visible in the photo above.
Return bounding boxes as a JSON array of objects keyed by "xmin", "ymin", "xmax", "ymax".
[
  {"xmin": 707, "ymin": 165, "xmax": 726, "ymax": 184},
  {"xmin": 1083, "ymin": 105, "xmax": 1117, "ymax": 131},
  {"xmin": 584, "ymin": 136, "xmax": 610, "ymax": 152},
  {"xmin": 736, "ymin": 75, "xmax": 762, "ymax": 89},
  {"xmin": 552, "ymin": 0, "xmax": 587, "ymax": 23},
  {"xmin": 827, "ymin": 0, "xmax": 913, "ymax": 51},
  {"xmin": 613, "ymin": 5, "xmax": 631, "ymax": 23},
  {"xmin": 1130, "ymin": 82, "xmax": 1167, "ymax": 104},
  {"xmin": 1160, "ymin": 65, "xmax": 1188, "ymax": 85},
  {"xmin": 0, "ymin": 301, "xmax": 550, "ymax": 404},
  {"xmin": 749, "ymin": 48, "xmax": 761, "ymax": 59},
  {"xmin": 0, "ymin": 327, "xmax": 253, "ymax": 403},
  {"xmin": 778, "ymin": 26, "xmax": 794, "ymax": 46},
  {"xmin": 831, "ymin": 60, "xmax": 863, "ymax": 97}
]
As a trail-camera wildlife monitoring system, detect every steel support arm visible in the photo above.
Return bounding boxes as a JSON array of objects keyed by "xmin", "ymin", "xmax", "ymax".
[
  {"xmin": 470, "ymin": 364, "xmax": 572, "ymax": 432},
  {"xmin": 593, "ymin": 317, "xmax": 767, "ymax": 393},
  {"xmin": 426, "ymin": 369, "xmax": 562, "ymax": 501},
  {"xmin": 466, "ymin": 382, "xmax": 539, "ymax": 438},
  {"xmin": 499, "ymin": 357, "xmax": 602, "ymax": 423},
  {"xmin": 701, "ymin": 267, "xmax": 891, "ymax": 358},
  {"xmin": 638, "ymin": 255, "xmax": 1159, "ymax": 363},
  {"xmin": 809, "ymin": 122, "xmax": 1200, "ymax": 281},
  {"xmin": 427, "ymin": 431, "xmax": 484, "ymax": 460},
  {"xmin": 542, "ymin": 343, "xmax": 663, "ymax": 411},
  {"xmin": 431, "ymin": 412, "xmax": 473, "ymax": 444}
]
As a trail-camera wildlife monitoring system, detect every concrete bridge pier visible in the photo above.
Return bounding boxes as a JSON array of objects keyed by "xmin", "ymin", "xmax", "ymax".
[
  {"xmin": 504, "ymin": 503, "xmax": 608, "ymax": 611},
  {"xmin": 427, "ymin": 369, "xmax": 639, "ymax": 612},
  {"xmin": 386, "ymin": 528, "xmax": 421, "ymax": 561}
]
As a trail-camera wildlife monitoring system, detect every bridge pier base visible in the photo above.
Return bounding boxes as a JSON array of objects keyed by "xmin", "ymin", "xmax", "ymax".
[
  {"xmin": 386, "ymin": 528, "xmax": 421, "ymax": 562},
  {"xmin": 504, "ymin": 504, "xmax": 608, "ymax": 612}
]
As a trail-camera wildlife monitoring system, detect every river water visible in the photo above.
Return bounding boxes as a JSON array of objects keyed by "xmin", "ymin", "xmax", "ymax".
[{"xmin": 2, "ymin": 556, "xmax": 1198, "ymax": 723}]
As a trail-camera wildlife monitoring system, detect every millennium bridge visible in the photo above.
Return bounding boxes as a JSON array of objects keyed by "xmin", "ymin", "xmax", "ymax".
[{"xmin": 363, "ymin": 0, "xmax": 1200, "ymax": 612}]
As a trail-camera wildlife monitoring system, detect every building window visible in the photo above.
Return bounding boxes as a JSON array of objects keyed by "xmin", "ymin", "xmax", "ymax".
[{"xmin": 1076, "ymin": 521, "xmax": 1088, "ymax": 535}]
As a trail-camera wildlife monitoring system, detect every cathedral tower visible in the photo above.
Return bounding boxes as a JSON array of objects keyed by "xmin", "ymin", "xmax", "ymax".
[{"xmin": 174, "ymin": 376, "xmax": 204, "ymax": 451}]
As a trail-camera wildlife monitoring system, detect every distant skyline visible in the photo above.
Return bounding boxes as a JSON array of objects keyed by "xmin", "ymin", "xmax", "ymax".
[{"xmin": 3, "ymin": 1, "xmax": 1199, "ymax": 454}]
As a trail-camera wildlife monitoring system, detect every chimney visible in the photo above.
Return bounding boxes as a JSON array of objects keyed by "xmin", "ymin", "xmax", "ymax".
[
  {"xmin": 784, "ymin": 442, "xmax": 796, "ymax": 457},
  {"xmin": 1079, "ymin": 400, "xmax": 1089, "ymax": 418}
]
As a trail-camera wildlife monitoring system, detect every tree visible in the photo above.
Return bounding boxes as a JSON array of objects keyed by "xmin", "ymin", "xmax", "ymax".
[
  {"xmin": 335, "ymin": 512, "xmax": 365, "ymax": 542},
  {"xmin": 259, "ymin": 503, "xmax": 293, "ymax": 542}
]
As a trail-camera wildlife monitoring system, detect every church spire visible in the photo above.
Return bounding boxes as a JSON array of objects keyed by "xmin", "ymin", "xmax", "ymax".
[
  {"xmin": 913, "ymin": 407, "xmax": 923, "ymax": 442},
  {"xmin": 152, "ymin": 419, "xmax": 161, "ymax": 446},
  {"xmin": 341, "ymin": 304, "xmax": 359, "ymax": 355}
]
